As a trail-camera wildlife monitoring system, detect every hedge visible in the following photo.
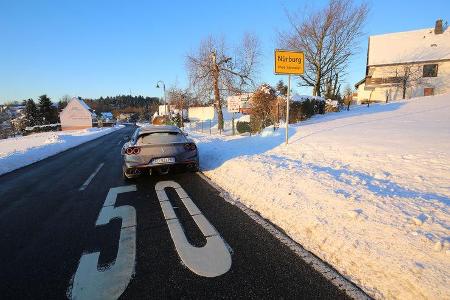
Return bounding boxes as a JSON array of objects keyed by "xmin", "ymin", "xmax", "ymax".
[
  {"xmin": 289, "ymin": 99, "xmax": 325, "ymax": 123},
  {"xmin": 236, "ymin": 121, "xmax": 251, "ymax": 134}
]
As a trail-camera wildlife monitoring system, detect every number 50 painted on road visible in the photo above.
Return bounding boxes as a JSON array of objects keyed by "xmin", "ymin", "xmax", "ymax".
[
  {"xmin": 155, "ymin": 181, "xmax": 231, "ymax": 277},
  {"xmin": 69, "ymin": 182, "xmax": 231, "ymax": 300}
]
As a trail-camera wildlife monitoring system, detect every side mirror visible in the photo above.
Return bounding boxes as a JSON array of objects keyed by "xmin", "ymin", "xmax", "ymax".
[
  {"xmin": 124, "ymin": 135, "xmax": 130, "ymax": 141},
  {"xmin": 184, "ymin": 132, "xmax": 189, "ymax": 136}
]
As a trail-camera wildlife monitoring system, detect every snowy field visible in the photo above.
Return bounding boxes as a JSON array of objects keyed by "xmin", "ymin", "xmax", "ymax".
[
  {"xmin": 0, "ymin": 126, "xmax": 123, "ymax": 175},
  {"xmin": 190, "ymin": 94, "xmax": 450, "ymax": 299}
]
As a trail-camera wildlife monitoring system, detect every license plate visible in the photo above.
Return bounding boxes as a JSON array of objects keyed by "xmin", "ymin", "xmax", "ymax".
[{"xmin": 152, "ymin": 157, "xmax": 175, "ymax": 164}]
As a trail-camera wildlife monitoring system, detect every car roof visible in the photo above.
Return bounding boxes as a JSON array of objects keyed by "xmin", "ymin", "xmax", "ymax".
[{"xmin": 138, "ymin": 125, "xmax": 181, "ymax": 134}]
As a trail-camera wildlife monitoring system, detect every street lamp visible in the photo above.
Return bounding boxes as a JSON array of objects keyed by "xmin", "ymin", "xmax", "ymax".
[{"xmin": 156, "ymin": 80, "xmax": 166, "ymax": 115}]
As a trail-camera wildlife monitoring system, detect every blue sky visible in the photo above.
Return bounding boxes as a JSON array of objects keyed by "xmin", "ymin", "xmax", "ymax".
[{"xmin": 1, "ymin": 0, "xmax": 449, "ymax": 104}]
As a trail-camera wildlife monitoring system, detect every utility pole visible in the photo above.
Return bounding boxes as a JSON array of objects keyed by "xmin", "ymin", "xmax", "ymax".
[{"xmin": 156, "ymin": 81, "xmax": 166, "ymax": 115}]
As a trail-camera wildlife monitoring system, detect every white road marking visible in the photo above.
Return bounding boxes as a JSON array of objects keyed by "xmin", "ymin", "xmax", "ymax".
[
  {"xmin": 176, "ymin": 195, "xmax": 201, "ymax": 215},
  {"xmin": 197, "ymin": 172, "xmax": 370, "ymax": 300},
  {"xmin": 159, "ymin": 200, "xmax": 177, "ymax": 220},
  {"xmin": 155, "ymin": 180, "xmax": 181, "ymax": 191},
  {"xmin": 103, "ymin": 186, "xmax": 135, "ymax": 207},
  {"xmin": 155, "ymin": 180, "xmax": 232, "ymax": 277},
  {"xmin": 78, "ymin": 163, "xmax": 105, "ymax": 191},
  {"xmin": 174, "ymin": 187, "xmax": 189, "ymax": 199},
  {"xmin": 69, "ymin": 185, "xmax": 137, "ymax": 300},
  {"xmin": 191, "ymin": 214, "xmax": 217, "ymax": 236},
  {"xmin": 156, "ymin": 190, "xmax": 169, "ymax": 201}
]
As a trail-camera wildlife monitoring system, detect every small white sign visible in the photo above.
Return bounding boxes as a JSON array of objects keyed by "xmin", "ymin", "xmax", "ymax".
[{"xmin": 227, "ymin": 96, "xmax": 241, "ymax": 113}]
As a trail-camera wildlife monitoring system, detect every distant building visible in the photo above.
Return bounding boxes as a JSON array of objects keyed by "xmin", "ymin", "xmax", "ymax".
[
  {"xmin": 100, "ymin": 112, "xmax": 114, "ymax": 122},
  {"xmin": 355, "ymin": 20, "xmax": 450, "ymax": 103},
  {"xmin": 117, "ymin": 113, "xmax": 133, "ymax": 122},
  {"xmin": 59, "ymin": 97, "xmax": 96, "ymax": 130},
  {"xmin": 187, "ymin": 107, "xmax": 215, "ymax": 121},
  {"xmin": 187, "ymin": 106, "xmax": 239, "ymax": 122},
  {"xmin": 158, "ymin": 104, "xmax": 176, "ymax": 116},
  {"xmin": 2, "ymin": 105, "xmax": 25, "ymax": 118}
]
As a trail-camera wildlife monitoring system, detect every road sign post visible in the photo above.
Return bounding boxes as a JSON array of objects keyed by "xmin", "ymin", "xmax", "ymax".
[
  {"xmin": 274, "ymin": 49, "xmax": 304, "ymax": 145},
  {"xmin": 232, "ymin": 112, "xmax": 236, "ymax": 136},
  {"xmin": 287, "ymin": 74, "xmax": 290, "ymax": 144}
]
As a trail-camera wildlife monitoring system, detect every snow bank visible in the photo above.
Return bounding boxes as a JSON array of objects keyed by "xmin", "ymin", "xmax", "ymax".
[
  {"xmin": 0, "ymin": 126, "xmax": 123, "ymax": 175},
  {"xmin": 292, "ymin": 94, "xmax": 325, "ymax": 102},
  {"xmin": 190, "ymin": 94, "xmax": 450, "ymax": 299}
]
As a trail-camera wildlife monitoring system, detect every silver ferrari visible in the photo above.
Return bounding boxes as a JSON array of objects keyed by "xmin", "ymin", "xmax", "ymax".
[{"xmin": 121, "ymin": 125, "xmax": 199, "ymax": 179}]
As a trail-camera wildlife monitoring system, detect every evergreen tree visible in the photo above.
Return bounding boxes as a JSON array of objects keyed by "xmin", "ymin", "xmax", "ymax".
[
  {"xmin": 57, "ymin": 100, "xmax": 67, "ymax": 111},
  {"xmin": 24, "ymin": 99, "xmax": 39, "ymax": 127},
  {"xmin": 276, "ymin": 80, "xmax": 288, "ymax": 96},
  {"xmin": 38, "ymin": 94, "xmax": 58, "ymax": 124}
]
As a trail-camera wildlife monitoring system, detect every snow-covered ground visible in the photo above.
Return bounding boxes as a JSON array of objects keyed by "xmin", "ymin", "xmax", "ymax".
[
  {"xmin": 0, "ymin": 126, "xmax": 123, "ymax": 175},
  {"xmin": 190, "ymin": 94, "xmax": 450, "ymax": 299}
]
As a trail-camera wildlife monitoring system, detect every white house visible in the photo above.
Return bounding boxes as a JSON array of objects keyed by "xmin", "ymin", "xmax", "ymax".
[
  {"xmin": 100, "ymin": 112, "xmax": 113, "ymax": 122},
  {"xmin": 187, "ymin": 106, "xmax": 239, "ymax": 122},
  {"xmin": 60, "ymin": 97, "xmax": 96, "ymax": 130},
  {"xmin": 187, "ymin": 106, "xmax": 215, "ymax": 121},
  {"xmin": 117, "ymin": 113, "xmax": 132, "ymax": 122},
  {"xmin": 355, "ymin": 20, "xmax": 450, "ymax": 103},
  {"xmin": 158, "ymin": 104, "xmax": 175, "ymax": 116}
]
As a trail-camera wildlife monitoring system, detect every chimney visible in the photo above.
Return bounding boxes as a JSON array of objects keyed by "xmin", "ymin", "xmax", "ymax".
[{"xmin": 435, "ymin": 19, "xmax": 443, "ymax": 34}]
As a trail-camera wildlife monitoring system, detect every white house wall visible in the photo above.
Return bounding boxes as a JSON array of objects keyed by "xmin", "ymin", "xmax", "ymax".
[
  {"xmin": 357, "ymin": 61, "xmax": 450, "ymax": 103},
  {"xmin": 187, "ymin": 107, "xmax": 215, "ymax": 121},
  {"xmin": 187, "ymin": 106, "xmax": 239, "ymax": 122},
  {"xmin": 158, "ymin": 105, "xmax": 176, "ymax": 116}
]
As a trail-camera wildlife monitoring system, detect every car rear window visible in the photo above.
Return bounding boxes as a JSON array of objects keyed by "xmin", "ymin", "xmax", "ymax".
[{"xmin": 138, "ymin": 132, "xmax": 186, "ymax": 144}]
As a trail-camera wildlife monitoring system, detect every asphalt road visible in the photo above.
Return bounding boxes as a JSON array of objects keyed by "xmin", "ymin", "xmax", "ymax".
[{"xmin": 0, "ymin": 126, "xmax": 352, "ymax": 299}]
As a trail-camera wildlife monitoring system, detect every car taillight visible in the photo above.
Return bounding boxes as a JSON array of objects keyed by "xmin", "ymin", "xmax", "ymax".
[
  {"xmin": 184, "ymin": 143, "xmax": 196, "ymax": 151},
  {"xmin": 126, "ymin": 147, "xmax": 140, "ymax": 155}
]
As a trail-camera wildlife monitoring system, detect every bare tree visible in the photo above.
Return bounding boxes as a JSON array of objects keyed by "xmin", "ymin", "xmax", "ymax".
[
  {"xmin": 276, "ymin": 80, "xmax": 288, "ymax": 96},
  {"xmin": 167, "ymin": 85, "xmax": 194, "ymax": 127},
  {"xmin": 343, "ymin": 84, "xmax": 353, "ymax": 110},
  {"xmin": 186, "ymin": 34, "xmax": 260, "ymax": 130},
  {"xmin": 391, "ymin": 64, "xmax": 422, "ymax": 99},
  {"xmin": 279, "ymin": 0, "xmax": 368, "ymax": 96},
  {"xmin": 60, "ymin": 94, "xmax": 71, "ymax": 102},
  {"xmin": 57, "ymin": 94, "xmax": 71, "ymax": 111}
]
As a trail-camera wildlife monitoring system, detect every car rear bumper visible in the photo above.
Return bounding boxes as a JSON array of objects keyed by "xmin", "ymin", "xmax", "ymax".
[{"xmin": 123, "ymin": 158, "xmax": 199, "ymax": 177}]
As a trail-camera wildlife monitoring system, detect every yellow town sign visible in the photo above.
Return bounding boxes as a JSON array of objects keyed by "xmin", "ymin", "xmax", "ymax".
[{"xmin": 274, "ymin": 49, "xmax": 304, "ymax": 75}]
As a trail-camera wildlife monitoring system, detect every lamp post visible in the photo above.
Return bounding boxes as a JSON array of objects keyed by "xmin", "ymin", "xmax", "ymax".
[{"xmin": 156, "ymin": 80, "xmax": 166, "ymax": 115}]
